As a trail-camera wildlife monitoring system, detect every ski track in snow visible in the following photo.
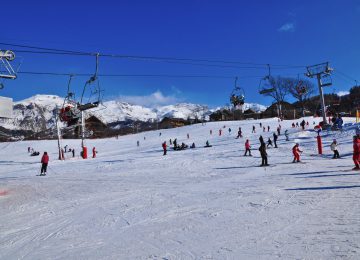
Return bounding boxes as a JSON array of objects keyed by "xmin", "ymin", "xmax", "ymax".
[{"xmin": 1, "ymin": 117, "xmax": 360, "ymax": 259}]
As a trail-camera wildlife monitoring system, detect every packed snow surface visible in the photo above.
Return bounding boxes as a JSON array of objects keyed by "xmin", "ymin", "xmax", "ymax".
[{"xmin": 1, "ymin": 117, "xmax": 360, "ymax": 259}]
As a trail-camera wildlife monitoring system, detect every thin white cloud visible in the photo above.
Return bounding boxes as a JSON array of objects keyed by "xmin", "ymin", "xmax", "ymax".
[
  {"xmin": 116, "ymin": 90, "xmax": 181, "ymax": 108},
  {"xmin": 337, "ymin": 91, "xmax": 349, "ymax": 97},
  {"xmin": 278, "ymin": 22, "xmax": 295, "ymax": 32}
]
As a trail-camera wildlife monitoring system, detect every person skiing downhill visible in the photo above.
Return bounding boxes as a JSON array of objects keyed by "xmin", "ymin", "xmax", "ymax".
[
  {"xmin": 236, "ymin": 127, "xmax": 243, "ymax": 138},
  {"xmin": 330, "ymin": 139, "xmax": 340, "ymax": 159},
  {"xmin": 267, "ymin": 138, "xmax": 273, "ymax": 148},
  {"xmin": 40, "ymin": 152, "xmax": 49, "ymax": 176},
  {"xmin": 353, "ymin": 136, "xmax": 360, "ymax": 170},
  {"xmin": 292, "ymin": 143, "xmax": 303, "ymax": 163},
  {"xmin": 244, "ymin": 139, "xmax": 252, "ymax": 156}
]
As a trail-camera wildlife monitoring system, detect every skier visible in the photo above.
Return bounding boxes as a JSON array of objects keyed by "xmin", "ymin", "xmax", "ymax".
[
  {"xmin": 353, "ymin": 135, "xmax": 360, "ymax": 170},
  {"xmin": 259, "ymin": 142, "xmax": 268, "ymax": 166},
  {"xmin": 190, "ymin": 142, "xmax": 196, "ymax": 149},
  {"xmin": 173, "ymin": 138, "xmax": 177, "ymax": 148},
  {"xmin": 263, "ymin": 126, "xmax": 265, "ymax": 132},
  {"xmin": 244, "ymin": 139, "xmax": 252, "ymax": 156},
  {"xmin": 330, "ymin": 139, "xmax": 340, "ymax": 159},
  {"xmin": 137, "ymin": 140, "xmax": 140, "ymax": 147},
  {"xmin": 159, "ymin": 132, "xmax": 162, "ymax": 136},
  {"xmin": 236, "ymin": 127, "xmax": 243, "ymax": 138},
  {"xmin": 205, "ymin": 140, "xmax": 212, "ymax": 147},
  {"xmin": 210, "ymin": 129, "xmax": 213, "ymax": 135},
  {"xmin": 267, "ymin": 137, "xmax": 273, "ymax": 148},
  {"xmin": 267, "ymin": 125, "xmax": 270, "ymax": 132},
  {"xmin": 260, "ymin": 122, "xmax": 262, "ymax": 128},
  {"xmin": 296, "ymin": 122, "xmax": 299, "ymax": 127},
  {"xmin": 252, "ymin": 125, "xmax": 256, "ymax": 133},
  {"xmin": 259, "ymin": 135, "xmax": 264, "ymax": 145},
  {"xmin": 292, "ymin": 122, "xmax": 295, "ymax": 128},
  {"xmin": 219, "ymin": 129, "xmax": 222, "ymax": 136},
  {"xmin": 28, "ymin": 147, "xmax": 31, "ymax": 153},
  {"xmin": 40, "ymin": 152, "xmax": 49, "ymax": 176},
  {"xmin": 187, "ymin": 133, "xmax": 190, "ymax": 139},
  {"xmin": 92, "ymin": 147, "xmax": 97, "ymax": 158},
  {"xmin": 162, "ymin": 141, "xmax": 167, "ymax": 155},
  {"xmin": 72, "ymin": 148, "xmax": 75, "ymax": 158},
  {"xmin": 284, "ymin": 129, "xmax": 289, "ymax": 141},
  {"xmin": 64, "ymin": 145, "xmax": 68, "ymax": 153},
  {"xmin": 300, "ymin": 120, "xmax": 306, "ymax": 130},
  {"xmin": 277, "ymin": 127, "xmax": 280, "ymax": 136},
  {"xmin": 228, "ymin": 128, "xmax": 231, "ymax": 135},
  {"xmin": 273, "ymin": 132, "xmax": 278, "ymax": 148},
  {"xmin": 292, "ymin": 143, "xmax": 303, "ymax": 163}
]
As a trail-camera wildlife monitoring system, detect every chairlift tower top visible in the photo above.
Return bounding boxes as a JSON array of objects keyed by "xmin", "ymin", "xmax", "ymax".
[{"xmin": 305, "ymin": 62, "xmax": 333, "ymax": 125}]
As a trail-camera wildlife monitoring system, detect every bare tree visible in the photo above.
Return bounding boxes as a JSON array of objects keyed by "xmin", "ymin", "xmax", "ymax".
[
  {"xmin": 287, "ymin": 78, "xmax": 315, "ymax": 117},
  {"xmin": 260, "ymin": 76, "xmax": 291, "ymax": 117}
]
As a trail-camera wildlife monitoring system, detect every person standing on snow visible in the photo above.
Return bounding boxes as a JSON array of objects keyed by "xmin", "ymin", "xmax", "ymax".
[
  {"xmin": 330, "ymin": 139, "xmax": 340, "ymax": 159},
  {"xmin": 292, "ymin": 143, "xmax": 303, "ymax": 163},
  {"xmin": 72, "ymin": 148, "xmax": 75, "ymax": 158},
  {"xmin": 244, "ymin": 139, "xmax": 252, "ymax": 156},
  {"xmin": 259, "ymin": 135, "xmax": 264, "ymax": 145},
  {"xmin": 267, "ymin": 125, "xmax": 270, "ymax": 132},
  {"xmin": 277, "ymin": 127, "xmax": 281, "ymax": 136},
  {"xmin": 228, "ymin": 128, "xmax": 232, "ymax": 135},
  {"xmin": 273, "ymin": 132, "xmax": 278, "ymax": 148},
  {"xmin": 219, "ymin": 129, "xmax": 222, "ymax": 136},
  {"xmin": 40, "ymin": 152, "xmax": 49, "ymax": 176},
  {"xmin": 259, "ymin": 142, "xmax": 268, "ymax": 166},
  {"xmin": 300, "ymin": 120, "xmax": 306, "ymax": 130},
  {"xmin": 92, "ymin": 147, "xmax": 97, "ymax": 158},
  {"xmin": 263, "ymin": 126, "xmax": 266, "ymax": 132},
  {"xmin": 285, "ymin": 129, "xmax": 289, "ymax": 141},
  {"xmin": 162, "ymin": 141, "xmax": 167, "ymax": 156},
  {"xmin": 267, "ymin": 137, "xmax": 273, "ymax": 148},
  {"xmin": 252, "ymin": 125, "xmax": 256, "ymax": 133},
  {"xmin": 352, "ymin": 136, "xmax": 360, "ymax": 170}
]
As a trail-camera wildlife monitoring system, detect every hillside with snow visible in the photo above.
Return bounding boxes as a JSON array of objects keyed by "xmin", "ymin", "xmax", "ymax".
[
  {"xmin": 0, "ymin": 94, "xmax": 266, "ymax": 133},
  {"xmin": 1, "ymin": 116, "xmax": 359, "ymax": 259}
]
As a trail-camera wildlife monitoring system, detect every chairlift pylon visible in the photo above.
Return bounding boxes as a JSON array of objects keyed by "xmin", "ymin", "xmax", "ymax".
[{"xmin": 0, "ymin": 50, "xmax": 17, "ymax": 80}]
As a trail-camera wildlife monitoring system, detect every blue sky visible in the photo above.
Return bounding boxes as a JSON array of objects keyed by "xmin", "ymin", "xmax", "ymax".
[{"xmin": 1, "ymin": 0, "xmax": 360, "ymax": 107}]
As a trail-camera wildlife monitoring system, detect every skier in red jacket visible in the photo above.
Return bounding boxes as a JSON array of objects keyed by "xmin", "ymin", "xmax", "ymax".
[
  {"xmin": 244, "ymin": 139, "xmax": 252, "ymax": 156},
  {"xmin": 162, "ymin": 141, "xmax": 167, "ymax": 156},
  {"xmin": 292, "ymin": 143, "xmax": 303, "ymax": 163},
  {"xmin": 40, "ymin": 152, "xmax": 49, "ymax": 176},
  {"xmin": 353, "ymin": 136, "xmax": 360, "ymax": 170}
]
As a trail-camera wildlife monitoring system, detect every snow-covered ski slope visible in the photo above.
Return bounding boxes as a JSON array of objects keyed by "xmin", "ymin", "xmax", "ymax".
[{"xmin": 1, "ymin": 117, "xmax": 360, "ymax": 259}]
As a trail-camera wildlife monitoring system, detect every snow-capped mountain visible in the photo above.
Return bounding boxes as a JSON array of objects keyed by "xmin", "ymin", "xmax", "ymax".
[{"xmin": 0, "ymin": 94, "xmax": 266, "ymax": 134}]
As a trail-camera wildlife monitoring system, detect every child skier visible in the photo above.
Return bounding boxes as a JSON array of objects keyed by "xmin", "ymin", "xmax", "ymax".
[
  {"xmin": 244, "ymin": 139, "xmax": 252, "ymax": 156},
  {"xmin": 330, "ymin": 139, "xmax": 340, "ymax": 159},
  {"xmin": 267, "ymin": 137, "xmax": 273, "ymax": 148},
  {"xmin": 162, "ymin": 141, "xmax": 167, "ymax": 156},
  {"xmin": 285, "ymin": 129, "xmax": 289, "ymax": 141},
  {"xmin": 292, "ymin": 143, "xmax": 303, "ymax": 163},
  {"xmin": 252, "ymin": 125, "xmax": 256, "ymax": 133},
  {"xmin": 40, "ymin": 152, "xmax": 49, "ymax": 176}
]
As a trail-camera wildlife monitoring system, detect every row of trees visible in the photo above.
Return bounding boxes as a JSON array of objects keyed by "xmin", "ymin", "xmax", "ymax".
[{"xmin": 260, "ymin": 76, "xmax": 315, "ymax": 117}]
